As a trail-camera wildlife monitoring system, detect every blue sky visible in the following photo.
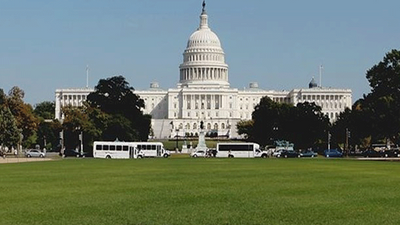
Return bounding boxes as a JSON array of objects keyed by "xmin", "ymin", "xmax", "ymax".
[{"xmin": 1, "ymin": 0, "xmax": 399, "ymax": 105}]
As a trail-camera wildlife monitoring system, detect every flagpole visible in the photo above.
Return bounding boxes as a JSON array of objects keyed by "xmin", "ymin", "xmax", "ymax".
[
  {"xmin": 86, "ymin": 65, "xmax": 89, "ymax": 88},
  {"xmin": 319, "ymin": 65, "xmax": 323, "ymax": 88}
]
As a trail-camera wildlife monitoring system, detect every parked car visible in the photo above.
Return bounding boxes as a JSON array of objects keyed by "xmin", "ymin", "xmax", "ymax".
[
  {"xmin": 190, "ymin": 150, "xmax": 206, "ymax": 158},
  {"xmin": 25, "ymin": 149, "xmax": 46, "ymax": 158},
  {"xmin": 63, "ymin": 149, "xmax": 88, "ymax": 158},
  {"xmin": 273, "ymin": 149, "xmax": 283, "ymax": 157},
  {"xmin": 299, "ymin": 150, "xmax": 318, "ymax": 158},
  {"xmin": 278, "ymin": 150, "xmax": 299, "ymax": 158},
  {"xmin": 381, "ymin": 149, "xmax": 399, "ymax": 158},
  {"xmin": 324, "ymin": 149, "xmax": 343, "ymax": 158},
  {"xmin": 362, "ymin": 149, "xmax": 382, "ymax": 158}
]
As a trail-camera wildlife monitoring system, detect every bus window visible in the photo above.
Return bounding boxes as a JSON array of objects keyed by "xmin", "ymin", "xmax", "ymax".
[
  {"xmin": 151, "ymin": 145, "xmax": 156, "ymax": 150},
  {"xmin": 123, "ymin": 146, "xmax": 128, "ymax": 151},
  {"xmin": 103, "ymin": 145, "xmax": 109, "ymax": 151},
  {"xmin": 96, "ymin": 145, "xmax": 102, "ymax": 150},
  {"xmin": 116, "ymin": 145, "xmax": 122, "ymax": 151},
  {"xmin": 110, "ymin": 145, "xmax": 116, "ymax": 151}
]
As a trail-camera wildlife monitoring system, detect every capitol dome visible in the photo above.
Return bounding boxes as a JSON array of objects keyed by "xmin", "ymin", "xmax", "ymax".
[
  {"xmin": 187, "ymin": 29, "xmax": 221, "ymax": 49},
  {"xmin": 178, "ymin": 1, "xmax": 229, "ymax": 89}
]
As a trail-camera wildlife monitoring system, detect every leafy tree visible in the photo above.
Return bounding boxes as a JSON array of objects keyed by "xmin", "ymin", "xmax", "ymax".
[
  {"xmin": 6, "ymin": 86, "xmax": 38, "ymax": 147},
  {"xmin": 365, "ymin": 49, "xmax": 400, "ymax": 144},
  {"xmin": 288, "ymin": 102, "xmax": 330, "ymax": 149},
  {"xmin": 251, "ymin": 97, "xmax": 283, "ymax": 147},
  {"xmin": 87, "ymin": 76, "xmax": 150, "ymax": 141},
  {"xmin": 245, "ymin": 96, "xmax": 329, "ymax": 149},
  {"xmin": 34, "ymin": 101, "xmax": 55, "ymax": 120},
  {"xmin": 0, "ymin": 105, "xmax": 21, "ymax": 151},
  {"xmin": 331, "ymin": 49, "xmax": 400, "ymax": 148},
  {"xmin": 236, "ymin": 120, "xmax": 254, "ymax": 140}
]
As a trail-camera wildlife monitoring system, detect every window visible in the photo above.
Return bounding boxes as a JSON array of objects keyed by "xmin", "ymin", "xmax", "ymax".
[
  {"xmin": 96, "ymin": 145, "xmax": 102, "ymax": 150},
  {"xmin": 110, "ymin": 145, "xmax": 116, "ymax": 151},
  {"xmin": 103, "ymin": 145, "xmax": 109, "ymax": 150},
  {"xmin": 123, "ymin": 146, "xmax": 128, "ymax": 151},
  {"xmin": 116, "ymin": 146, "xmax": 122, "ymax": 151}
]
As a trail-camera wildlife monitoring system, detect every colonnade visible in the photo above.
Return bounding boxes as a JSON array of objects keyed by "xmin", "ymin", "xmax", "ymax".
[{"xmin": 180, "ymin": 67, "xmax": 228, "ymax": 81}]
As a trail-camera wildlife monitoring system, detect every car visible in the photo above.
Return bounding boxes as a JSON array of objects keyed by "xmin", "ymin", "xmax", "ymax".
[
  {"xmin": 380, "ymin": 149, "xmax": 399, "ymax": 158},
  {"xmin": 25, "ymin": 149, "xmax": 46, "ymax": 158},
  {"xmin": 362, "ymin": 149, "xmax": 382, "ymax": 158},
  {"xmin": 278, "ymin": 150, "xmax": 299, "ymax": 158},
  {"xmin": 324, "ymin": 149, "xmax": 343, "ymax": 158},
  {"xmin": 272, "ymin": 149, "xmax": 283, "ymax": 157},
  {"xmin": 190, "ymin": 150, "xmax": 206, "ymax": 158},
  {"xmin": 63, "ymin": 149, "xmax": 88, "ymax": 158},
  {"xmin": 299, "ymin": 150, "xmax": 318, "ymax": 158}
]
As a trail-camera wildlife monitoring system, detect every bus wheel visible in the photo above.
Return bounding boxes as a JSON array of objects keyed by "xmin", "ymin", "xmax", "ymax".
[
  {"xmin": 138, "ymin": 155, "xmax": 143, "ymax": 159},
  {"xmin": 262, "ymin": 154, "xmax": 267, "ymax": 158},
  {"xmin": 106, "ymin": 155, "xmax": 111, "ymax": 159},
  {"xmin": 163, "ymin": 154, "xmax": 169, "ymax": 158}
]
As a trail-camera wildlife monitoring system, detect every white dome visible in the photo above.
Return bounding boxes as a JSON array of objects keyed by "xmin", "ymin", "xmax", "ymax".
[
  {"xmin": 178, "ymin": 4, "xmax": 229, "ymax": 89},
  {"xmin": 187, "ymin": 29, "xmax": 221, "ymax": 49}
]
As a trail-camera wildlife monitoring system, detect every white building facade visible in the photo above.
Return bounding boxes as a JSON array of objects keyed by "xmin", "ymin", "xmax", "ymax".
[{"xmin": 55, "ymin": 3, "xmax": 352, "ymax": 139}]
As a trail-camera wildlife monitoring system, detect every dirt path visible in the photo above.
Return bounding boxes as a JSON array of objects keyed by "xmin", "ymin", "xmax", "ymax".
[{"xmin": 0, "ymin": 157, "xmax": 54, "ymax": 164}]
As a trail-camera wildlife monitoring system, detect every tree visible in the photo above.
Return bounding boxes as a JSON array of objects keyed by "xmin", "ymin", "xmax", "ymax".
[
  {"xmin": 236, "ymin": 120, "xmax": 254, "ymax": 140},
  {"xmin": 330, "ymin": 49, "xmax": 400, "ymax": 148},
  {"xmin": 34, "ymin": 101, "xmax": 55, "ymax": 120},
  {"xmin": 247, "ymin": 96, "xmax": 329, "ymax": 149},
  {"xmin": 0, "ymin": 105, "xmax": 21, "ymax": 152},
  {"xmin": 87, "ymin": 76, "xmax": 150, "ymax": 141},
  {"xmin": 6, "ymin": 86, "xmax": 38, "ymax": 147},
  {"xmin": 288, "ymin": 102, "xmax": 330, "ymax": 149},
  {"xmin": 351, "ymin": 50, "xmax": 400, "ymax": 145}
]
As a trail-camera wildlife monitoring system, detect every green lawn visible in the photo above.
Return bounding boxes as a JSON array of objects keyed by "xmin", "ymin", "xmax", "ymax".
[{"xmin": 1, "ymin": 157, "xmax": 400, "ymax": 225}]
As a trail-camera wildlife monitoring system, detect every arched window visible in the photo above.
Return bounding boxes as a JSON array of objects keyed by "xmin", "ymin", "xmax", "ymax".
[
  {"xmin": 207, "ymin": 123, "xmax": 211, "ymax": 130},
  {"xmin": 214, "ymin": 123, "xmax": 218, "ymax": 130},
  {"xmin": 179, "ymin": 123, "xmax": 183, "ymax": 129},
  {"xmin": 221, "ymin": 123, "xmax": 225, "ymax": 129},
  {"xmin": 186, "ymin": 123, "xmax": 190, "ymax": 129},
  {"xmin": 193, "ymin": 123, "xmax": 197, "ymax": 129}
]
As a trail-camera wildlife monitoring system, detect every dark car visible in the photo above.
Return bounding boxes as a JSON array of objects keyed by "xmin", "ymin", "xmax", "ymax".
[
  {"xmin": 380, "ymin": 149, "xmax": 399, "ymax": 158},
  {"xmin": 324, "ymin": 149, "xmax": 343, "ymax": 158},
  {"xmin": 63, "ymin": 149, "xmax": 88, "ymax": 158},
  {"xmin": 278, "ymin": 150, "xmax": 299, "ymax": 158},
  {"xmin": 299, "ymin": 150, "xmax": 318, "ymax": 158},
  {"xmin": 362, "ymin": 149, "xmax": 385, "ymax": 158}
]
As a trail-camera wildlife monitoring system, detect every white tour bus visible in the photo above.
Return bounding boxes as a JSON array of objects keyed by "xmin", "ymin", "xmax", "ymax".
[
  {"xmin": 93, "ymin": 141, "xmax": 170, "ymax": 159},
  {"xmin": 135, "ymin": 142, "xmax": 170, "ymax": 158},
  {"xmin": 216, "ymin": 142, "xmax": 267, "ymax": 158}
]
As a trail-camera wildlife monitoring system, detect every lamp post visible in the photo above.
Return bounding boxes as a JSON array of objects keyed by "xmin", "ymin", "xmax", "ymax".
[
  {"xmin": 43, "ymin": 135, "xmax": 47, "ymax": 149},
  {"xmin": 175, "ymin": 128, "xmax": 179, "ymax": 151},
  {"xmin": 273, "ymin": 126, "xmax": 278, "ymax": 144},
  {"xmin": 79, "ymin": 130, "xmax": 83, "ymax": 155},
  {"xmin": 327, "ymin": 131, "xmax": 331, "ymax": 150}
]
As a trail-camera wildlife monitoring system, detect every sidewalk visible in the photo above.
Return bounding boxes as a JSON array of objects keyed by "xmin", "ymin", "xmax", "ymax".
[{"xmin": 0, "ymin": 157, "xmax": 53, "ymax": 164}]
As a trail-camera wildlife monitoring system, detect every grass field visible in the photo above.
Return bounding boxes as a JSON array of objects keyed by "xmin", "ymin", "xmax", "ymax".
[{"xmin": 1, "ymin": 157, "xmax": 400, "ymax": 225}]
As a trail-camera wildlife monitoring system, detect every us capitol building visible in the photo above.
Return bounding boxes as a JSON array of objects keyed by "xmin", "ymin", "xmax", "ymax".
[{"xmin": 55, "ymin": 2, "xmax": 352, "ymax": 139}]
